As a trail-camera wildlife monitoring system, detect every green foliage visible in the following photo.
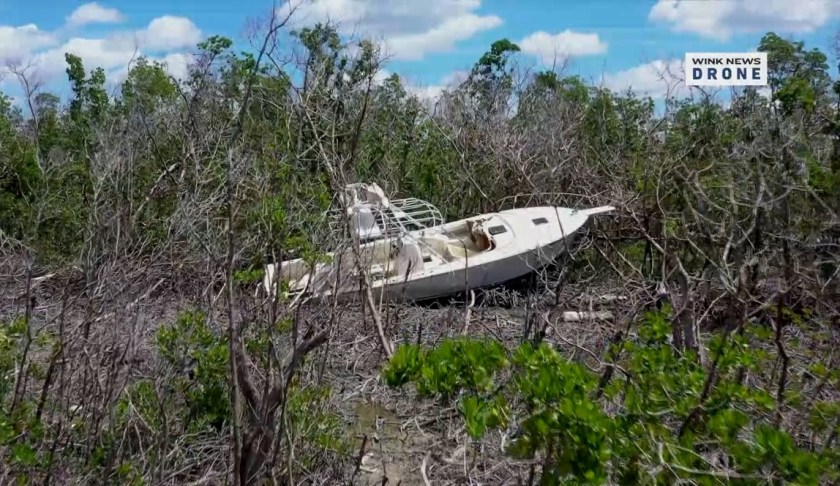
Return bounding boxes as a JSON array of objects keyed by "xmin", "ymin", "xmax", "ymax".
[
  {"xmin": 156, "ymin": 310, "xmax": 230, "ymax": 430},
  {"xmin": 0, "ymin": 27, "xmax": 835, "ymax": 270},
  {"xmin": 382, "ymin": 342, "xmax": 425, "ymax": 387},
  {"xmin": 198, "ymin": 35, "xmax": 233, "ymax": 57},
  {"xmin": 138, "ymin": 309, "xmax": 347, "ymax": 475},
  {"xmin": 759, "ymin": 32, "xmax": 830, "ymax": 114},
  {"xmin": 120, "ymin": 57, "xmax": 179, "ymax": 113},
  {"xmin": 0, "ymin": 94, "xmax": 39, "ymax": 239},
  {"xmin": 384, "ymin": 309, "xmax": 835, "ymax": 484},
  {"xmin": 384, "ymin": 337, "xmax": 507, "ymax": 397},
  {"xmin": 0, "ymin": 317, "xmax": 48, "ymax": 478},
  {"xmin": 66, "ymin": 53, "xmax": 109, "ymax": 136},
  {"xmin": 466, "ymin": 38, "xmax": 521, "ymax": 115},
  {"xmin": 0, "ymin": 317, "xmax": 25, "ymax": 404},
  {"xmin": 234, "ymin": 267, "xmax": 265, "ymax": 284},
  {"xmin": 286, "ymin": 384, "xmax": 349, "ymax": 458},
  {"xmin": 0, "ymin": 53, "xmax": 120, "ymax": 261},
  {"xmin": 473, "ymin": 39, "xmax": 521, "ymax": 79}
]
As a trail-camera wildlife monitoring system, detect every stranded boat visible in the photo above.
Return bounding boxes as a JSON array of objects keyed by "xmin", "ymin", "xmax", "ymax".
[{"xmin": 263, "ymin": 183, "xmax": 614, "ymax": 303}]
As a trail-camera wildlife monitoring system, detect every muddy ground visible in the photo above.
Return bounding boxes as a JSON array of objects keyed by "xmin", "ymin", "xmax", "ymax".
[
  {"xmin": 287, "ymin": 292, "xmax": 619, "ymax": 485},
  {"xmin": 0, "ymin": 262, "xmax": 622, "ymax": 484}
]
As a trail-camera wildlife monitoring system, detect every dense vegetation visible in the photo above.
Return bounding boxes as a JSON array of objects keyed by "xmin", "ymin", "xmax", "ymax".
[{"xmin": 1, "ymin": 11, "xmax": 839, "ymax": 485}]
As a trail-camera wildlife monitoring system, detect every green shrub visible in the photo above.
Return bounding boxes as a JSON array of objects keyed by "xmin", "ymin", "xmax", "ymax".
[{"xmin": 383, "ymin": 308, "xmax": 835, "ymax": 484}]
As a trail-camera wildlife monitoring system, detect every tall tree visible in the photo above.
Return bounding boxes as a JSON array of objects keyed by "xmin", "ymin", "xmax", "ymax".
[{"xmin": 759, "ymin": 32, "xmax": 831, "ymax": 115}]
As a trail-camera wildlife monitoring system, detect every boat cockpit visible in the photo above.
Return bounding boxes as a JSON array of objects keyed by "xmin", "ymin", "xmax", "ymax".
[{"xmin": 416, "ymin": 215, "xmax": 511, "ymax": 263}]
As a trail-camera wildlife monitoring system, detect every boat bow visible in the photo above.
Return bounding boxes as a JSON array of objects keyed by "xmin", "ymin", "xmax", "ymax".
[{"xmin": 574, "ymin": 205, "xmax": 617, "ymax": 217}]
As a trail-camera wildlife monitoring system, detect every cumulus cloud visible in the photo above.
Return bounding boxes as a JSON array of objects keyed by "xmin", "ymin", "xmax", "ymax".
[
  {"xmin": 408, "ymin": 84, "xmax": 445, "ymax": 101},
  {"xmin": 386, "ymin": 14, "xmax": 502, "ymax": 61},
  {"xmin": 406, "ymin": 82, "xmax": 447, "ymax": 114},
  {"xmin": 66, "ymin": 3, "xmax": 125, "ymax": 28},
  {"xmin": 520, "ymin": 30, "xmax": 607, "ymax": 65},
  {"xmin": 373, "ymin": 68, "xmax": 391, "ymax": 85},
  {"xmin": 601, "ymin": 59, "xmax": 689, "ymax": 99},
  {"xmin": 0, "ymin": 24, "xmax": 57, "ymax": 63},
  {"xmin": 6, "ymin": 14, "xmax": 202, "ymax": 83},
  {"xmin": 649, "ymin": 0, "xmax": 839, "ymax": 40},
  {"xmin": 402, "ymin": 70, "xmax": 469, "ymax": 111},
  {"xmin": 160, "ymin": 52, "xmax": 194, "ymax": 81},
  {"xmin": 30, "ymin": 37, "xmax": 140, "ymax": 79},
  {"xmin": 277, "ymin": 0, "xmax": 502, "ymax": 60},
  {"xmin": 138, "ymin": 16, "xmax": 202, "ymax": 51}
]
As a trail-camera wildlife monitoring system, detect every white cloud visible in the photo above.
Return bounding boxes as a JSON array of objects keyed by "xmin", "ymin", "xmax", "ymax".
[
  {"xmin": 18, "ymin": 15, "xmax": 201, "ymax": 81},
  {"xmin": 520, "ymin": 30, "xmax": 607, "ymax": 64},
  {"xmin": 105, "ymin": 65, "xmax": 135, "ymax": 86},
  {"xmin": 0, "ymin": 24, "xmax": 57, "ymax": 64},
  {"xmin": 0, "ymin": 4, "xmax": 202, "ymax": 101},
  {"xmin": 137, "ymin": 16, "xmax": 202, "ymax": 51},
  {"xmin": 31, "ymin": 37, "xmax": 140, "ymax": 79},
  {"xmin": 278, "ymin": 0, "xmax": 502, "ymax": 60},
  {"xmin": 373, "ymin": 68, "xmax": 390, "ymax": 85},
  {"xmin": 601, "ymin": 59, "xmax": 689, "ymax": 99},
  {"xmin": 401, "ymin": 70, "xmax": 469, "ymax": 112},
  {"xmin": 649, "ymin": 0, "xmax": 839, "ymax": 40},
  {"xmin": 279, "ymin": 0, "xmax": 361, "ymax": 25},
  {"xmin": 159, "ymin": 52, "xmax": 193, "ymax": 81},
  {"xmin": 407, "ymin": 82, "xmax": 446, "ymax": 114},
  {"xmin": 66, "ymin": 3, "xmax": 125, "ymax": 28},
  {"xmin": 385, "ymin": 14, "xmax": 502, "ymax": 61},
  {"xmin": 409, "ymin": 84, "xmax": 444, "ymax": 101},
  {"xmin": 441, "ymin": 69, "xmax": 469, "ymax": 86}
]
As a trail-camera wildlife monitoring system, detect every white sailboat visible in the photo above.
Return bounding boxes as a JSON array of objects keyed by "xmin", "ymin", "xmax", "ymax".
[{"xmin": 262, "ymin": 183, "xmax": 614, "ymax": 303}]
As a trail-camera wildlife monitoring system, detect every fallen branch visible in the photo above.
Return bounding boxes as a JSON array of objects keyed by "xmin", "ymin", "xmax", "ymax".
[
  {"xmin": 559, "ymin": 311, "xmax": 614, "ymax": 322},
  {"xmin": 462, "ymin": 289, "xmax": 476, "ymax": 335},
  {"xmin": 421, "ymin": 452, "xmax": 432, "ymax": 486}
]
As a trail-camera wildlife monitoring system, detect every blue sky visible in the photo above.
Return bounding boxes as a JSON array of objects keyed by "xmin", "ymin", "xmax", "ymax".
[{"xmin": 2, "ymin": 0, "xmax": 839, "ymax": 105}]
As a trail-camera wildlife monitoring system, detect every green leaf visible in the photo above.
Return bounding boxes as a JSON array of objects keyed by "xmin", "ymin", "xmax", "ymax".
[{"xmin": 11, "ymin": 443, "xmax": 36, "ymax": 466}]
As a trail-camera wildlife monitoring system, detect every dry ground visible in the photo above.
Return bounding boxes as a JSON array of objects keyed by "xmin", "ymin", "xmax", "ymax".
[{"xmin": 1, "ymin": 257, "xmax": 623, "ymax": 484}]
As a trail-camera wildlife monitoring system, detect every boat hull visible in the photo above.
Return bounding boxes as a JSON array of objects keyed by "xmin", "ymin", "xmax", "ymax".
[
  {"xmin": 329, "ymin": 234, "xmax": 575, "ymax": 303},
  {"xmin": 395, "ymin": 241, "xmax": 569, "ymax": 302},
  {"xmin": 263, "ymin": 204, "xmax": 612, "ymax": 304}
]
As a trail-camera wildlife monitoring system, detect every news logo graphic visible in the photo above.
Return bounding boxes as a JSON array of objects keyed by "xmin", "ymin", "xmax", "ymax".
[{"xmin": 685, "ymin": 52, "xmax": 767, "ymax": 87}]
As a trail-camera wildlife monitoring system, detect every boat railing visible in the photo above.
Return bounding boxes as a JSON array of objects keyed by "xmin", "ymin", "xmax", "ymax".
[
  {"xmin": 388, "ymin": 197, "xmax": 445, "ymax": 229},
  {"xmin": 326, "ymin": 197, "xmax": 444, "ymax": 241},
  {"xmin": 322, "ymin": 182, "xmax": 457, "ymax": 266},
  {"xmin": 323, "ymin": 195, "xmax": 455, "ymax": 266}
]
